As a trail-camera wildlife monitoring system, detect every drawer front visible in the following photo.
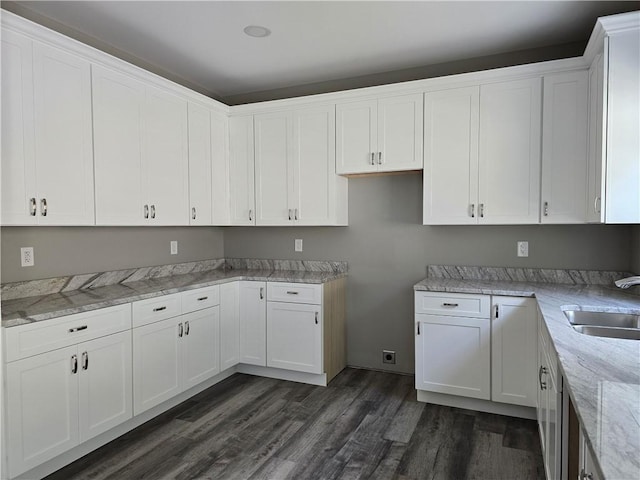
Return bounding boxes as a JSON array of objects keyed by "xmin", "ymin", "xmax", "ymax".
[
  {"xmin": 182, "ymin": 286, "xmax": 220, "ymax": 314},
  {"xmin": 4, "ymin": 304, "xmax": 132, "ymax": 362},
  {"xmin": 132, "ymin": 293, "xmax": 182, "ymax": 328},
  {"xmin": 267, "ymin": 282, "xmax": 322, "ymax": 305},
  {"xmin": 415, "ymin": 292, "xmax": 490, "ymax": 318}
]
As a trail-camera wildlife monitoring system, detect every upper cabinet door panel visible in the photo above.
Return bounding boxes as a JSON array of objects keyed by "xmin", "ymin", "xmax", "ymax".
[
  {"xmin": 228, "ymin": 115, "xmax": 255, "ymax": 225},
  {"xmin": 33, "ymin": 42, "xmax": 94, "ymax": 225},
  {"xmin": 211, "ymin": 111, "xmax": 231, "ymax": 225},
  {"xmin": 254, "ymin": 112, "xmax": 292, "ymax": 225},
  {"xmin": 377, "ymin": 93, "xmax": 423, "ymax": 172},
  {"xmin": 144, "ymin": 87, "xmax": 189, "ymax": 226},
  {"xmin": 541, "ymin": 71, "xmax": 588, "ymax": 224},
  {"xmin": 423, "ymin": 87, "xmax": 479, "ymax": 225},
  {"xmin": 293, "ymin": 105, "xmax": 337, "ymax": 225},
  {"xmin": 587, "ymin": 54, "xmax": 605, "ymax": 223},
  {"xmin": 1, "ymin": 30, "xmax": 36, "ymax": 225},
  {"xmin": 187, "ymin": 103, "xmax": 213, "ymax": 225},
  {"xmin": 336, "ymin": 99, "xmax": 377, "ymax": 175},
  {"xmin": 93, "ymin": 66, "xmax": 146, "ymax": 225},
  {"xmin": 479, "ymin": 78, "xmax": 541, "ymax": 224}
]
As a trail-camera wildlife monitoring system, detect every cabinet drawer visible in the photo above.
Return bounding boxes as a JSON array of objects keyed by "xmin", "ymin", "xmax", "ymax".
[
  {"xmin": 182, "ymin": 286, "xmax": 220, "ymax": 314},
  {"xmin": 4, "ymin": 304, "xmax": 131, "ymax": 362},
  {"xmin": 132, "ymin": 293, "xmax": 181, "ymax": 328},
  {"xmin": 267, "ymin": 282, "xmax": 322, "ymax": 305},
  {"xmin": 415, "ymin": 292, "xmax": 490, "ymax": 318}
]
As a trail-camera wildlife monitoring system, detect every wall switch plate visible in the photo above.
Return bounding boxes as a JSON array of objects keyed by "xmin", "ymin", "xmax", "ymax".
[
  {"xmin": 21, "ymin": 247, "xmax": 34, "ymax": 267},
  {"xmin": 295, "ymin": 239, "xmax": 303, "ymax": 252},
  {"xmin": 517, "ymin": 241, "xmax": 529, "ymax": 257},
  {"xmin": 170, "ymin": 241, "xmax": 178, "ymax": 255},
  {"xmin": 382, "ymin": 350, "xmax": 396, "ymax": 364}
]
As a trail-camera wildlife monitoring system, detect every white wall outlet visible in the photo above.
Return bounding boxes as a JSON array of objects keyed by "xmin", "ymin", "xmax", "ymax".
[
  {"xmin": 295, "ymin": 239, "xmax": 303, "ymax": 252},
  {"xmin": 21, "ymin": 247, "xmax": 34, "ymax": 267},
  {"xmin": 517, "ymin": 241, "xmax": 529, "ymax": 257},
  {"xmin": 170, "ymin": 240, "xmax": 178, "ymax": 255}
]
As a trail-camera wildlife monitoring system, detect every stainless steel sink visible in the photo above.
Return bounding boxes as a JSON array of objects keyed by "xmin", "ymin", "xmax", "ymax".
[{"xmin": 564, "ymin": 310, "xmax": 640, "ymax": 340}]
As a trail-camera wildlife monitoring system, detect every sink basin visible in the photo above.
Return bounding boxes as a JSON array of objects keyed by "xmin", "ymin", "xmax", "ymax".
[{"xmin": 564, "ymin": 310, "xmax": 640, "ymax": 340}]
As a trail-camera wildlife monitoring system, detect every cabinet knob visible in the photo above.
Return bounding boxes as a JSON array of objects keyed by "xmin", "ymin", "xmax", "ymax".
[
  {"xmin": 315, "ymin": 312, "xmax": 319, "ymax": 324},
  {"xmin": 259, "ymin": 287, "xmax": 264, "ymax": 300},
  {"xmin": 370, "ymin": 152, "xmax": 376, "ymax": 165},
  {"xmin": 71, "ymin": 354, "xmax": 78, "ymax": 374},
  {"xmin": 479, "ymin": 203, "xmax": 484, "ymax": 218},
  {"xmin": 288, "ymin": 209, "xmax": 292, "ymax": 221},
  {"xmin": 82, "ymin": 351, "xmax": 89, "ymax": 370},
  {"xmin": 29, "ymin": 198, "xmax": 37, "ymax": 216},
  {"xmin": 580, "ymin": 469, "xmax": 594, "ymax": 480},
  {"xmin": 185, "ymin": 321, "xmax": 190, "ymax": 335},
  {"xmin": 544, "ymin": 201, "xmax": 549, "ymax": 216},
  {"xmin": 470, "ymin": 204, "xmax": 475, "ymax": 218},
  {"xmin": 294, "ymin": 208, "xmax": 298, "ymax": 221},
  {"xmin": 150, "ymin": 204, "xmax": 156, "ymax": 219},
  {"xmin": 416, "ymin": 321, "xmax": 420, "ymax": 335},
  {"xmin": 178, "ymin": 322, "xmax": 184, "ymax": 338},
  {"xmin": 192, "ymin": 207, "xmax": 197, "ymax": 220},
  {"xmin": 378, "ymin": 152, "xmax": 383, "ymax": 165},
  {"xmin": 594, "ymin": 196, "xmax": 601, "ymax": 214},
  {"xmin": 538, "ymin": 365, "xmax": 547, "ymax": 390},
  {"xmin": 249, "ymin": 209, "xmax": 253, "ymax": 222},
  {"xmin": 40, "ymin": 198, "xmax": 47, "ymax": 216},
  {"xmin": 144, "ymin": 204, "xmax": 149, "ymax": 219}
]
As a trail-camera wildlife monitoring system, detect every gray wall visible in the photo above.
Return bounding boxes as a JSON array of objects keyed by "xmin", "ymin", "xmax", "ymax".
[
  {"xmin": 1, "ymin": 227, "xmax": 224, "ymax": 283},
  {"xmin": 224, "ymin": 174, "xmax": 633, "ymax": 374}
]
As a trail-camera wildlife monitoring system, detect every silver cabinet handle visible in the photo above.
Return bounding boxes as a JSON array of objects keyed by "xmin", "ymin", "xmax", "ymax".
[
  {"xmin": 197, "ymin": 296, "xmax": 208, "ymax": 301},
  {"xmin": 416, "ymin": 322, "xmax": 420, "ymax": 335},
  {"xmin": 479, "ymin": 203, "xmax": 484, "ymax": 218},
  {"xmin": 153, "ymin": 306, "xmax": 166, "ymax": 312},
  {"xmin": 539, "ymin": 365, "xmax": 547, "ymax": 390},
  {"xmin": 470, "ymin": 204, "xmax": 475, "ymax": 218},
  {"xmin": 185, "ymin": 321, "xmax": 190, "ymax": 335},
  {"xmin": 580, "ymin": 469, "xmax": 594, "ymax": 480},
  {"xmin": 442, "ymin": 303, "xmax": 459, "ymax": 307},
  {"xmin": 315, "ymin": 312, "xmax": 319, "ymax": 324},
  {"xmin": 192, "ymin": 207, "xmax": 196, "ymax": 220},
  {"xmin": 259, "ymin": 287, "xmax": 264, "ymax": 300},
  {"xmin": 68, "ymin": 325, "xmax": 88, "ymax": 333},
  {"xmin": 288, "ymin": 209, "xmax": 292, "ymax": 221},
  {"xmin": 594, "ymin": 196, "xmax": 601, "ymax": 213},
  {"xmin": 495, "ymin": 305, "xmax": 499, "ymax": 318},
  {"xmin": 144, "ymin": 204, "xmax": 149, "ymax": 219},
  {"xmin": 82, "ymin": 351, "xmax": 88, "ymax": 370},
  {"xmin": 29, "ymin": 198, "xmax": 37, "ymax": 216},
  {"xmin": 544, "ymin": 201, "xmax": 549, "ymax": 216},
  {"xmin": 286, "ymin": 291, "xmax": 299, "ymax": 295},
  {"xmin": 370, "ymin": 152, "xmax": 375, "ymax": 165},
  {"xmin": 40, "ymin": 198, "xmax": 47, "ymax": 216},
  {"xmin": 178, "ymin": 322, "xmax": 183, "ymax": 338},
  {"xmin": 378, "ymin": 152, "xmax": 382, "ymax": 165},
  {"xmin": 294, "ymin": 208, "xmax": 298, "ymax": 220},
  {"xmin": 249, "ymin": 209, "xmax": 253, "ymax": 222},
  {"xmin": 150, "ymin": 204, "xmax": 156, "ymax": 219},
  {"xmin": 71, "ymin": 354, "xmax": 78, "ymax": 374}
]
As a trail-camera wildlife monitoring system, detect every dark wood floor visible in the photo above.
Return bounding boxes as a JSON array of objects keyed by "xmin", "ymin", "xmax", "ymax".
[{"xmin": 46, "ymin": 368, "xmax": 544, "ymax": 480}]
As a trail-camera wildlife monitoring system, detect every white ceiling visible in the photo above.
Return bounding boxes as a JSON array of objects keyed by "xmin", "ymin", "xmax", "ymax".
[{"xmin": 6, "ymin": 1, "xmax": 638, "ymax": 101}]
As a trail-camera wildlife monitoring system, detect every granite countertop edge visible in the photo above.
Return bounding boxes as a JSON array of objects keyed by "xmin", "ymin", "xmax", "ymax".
[
  {"xmin": 1, "ymin": 269, "xmax": 347, "ymax": 328},
  {"xmin": 414, "ymin": 277, "xmax": 640, "ymax": 480}
]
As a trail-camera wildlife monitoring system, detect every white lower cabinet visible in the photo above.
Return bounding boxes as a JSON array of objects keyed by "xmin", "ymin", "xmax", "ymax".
[
  {"xmin": 238, "ymin": 281, "xmax": 267, "ymax": 366},
  {"xmin": 182, "ymin": 308, "xmax": 220, "ymax": 390},
  {"xmin": 6, "ymin": 330, "xmax": 132, "ymax": 478}
]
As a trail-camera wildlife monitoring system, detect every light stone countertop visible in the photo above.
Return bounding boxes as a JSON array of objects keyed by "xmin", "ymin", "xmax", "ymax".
[
  {"xmin": 414, "ymin": 277, "xmax": 640, "ymax": 480},
  {"xmin": 1, "ymin": 268, "xmax": 346, "ymax": 328}
]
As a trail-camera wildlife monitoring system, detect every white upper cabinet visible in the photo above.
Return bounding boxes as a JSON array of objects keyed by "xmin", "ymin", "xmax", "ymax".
[
  {"xmin": 423, "ymin": 86, "xmax": 480, "ymax": 225},
  {"xmin": 254, "ymin": 105, "xmax": 347, "ymax": 226},
  {"xmin": 1, "ymin": 33, "xmax": 94, "ymax": 226},
  {"xmin": 478, "ymin": 78, "xmax": 542, "ymax": 224},
  {"xmin": 228, "ymin": 115, "xmax": 256, "ymax": 225},
  {"xmin": 541, "ymin": 71, "xmax": 588, "ymax": 223},
  {"xmin": 93, "ymin": 66, "xmax": 189, "ymax": 225},
  {"xmin": 211, "ymin": 111, "xmax": 231, "ymax": 225},
  {"xmin": 187, "ymin": 102, "xmax": 213, "ymax": 225},
  {"xmin": 336, "ymin": 93, "xmax": 423, "ymax": 174},
  {"xmin": 587, "ymin": 18, "xmax": 640, "ymax": 224}
]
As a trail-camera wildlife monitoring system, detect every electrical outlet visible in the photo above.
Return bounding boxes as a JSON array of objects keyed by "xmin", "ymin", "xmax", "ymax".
[
  {"xmin": 517, "ymin": 241, "xmax": 529, "ymax": 257},
  {"xmin": 295, "ymin": 239, "xmax": 303, "ymax": 252},
  {"xmin": 170, "ymin": 241, "xmax": 178, "ymax": 255},
  {"xmin": 382, "ymin": 350, "xmax": 396, "ymax": 364},
  {"xmin": 21, "ymin": 247, "xmax": 34, "ymax": 267}
]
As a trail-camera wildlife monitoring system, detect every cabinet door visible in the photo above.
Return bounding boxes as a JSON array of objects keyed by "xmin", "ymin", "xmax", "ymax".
[
  {"xmin": 1, "ymin": 30, "xmax": 36, "ymax": 225},
  {"xmin": 93, "ymin": 66, "xmax": 146, "ymax": 225},
  {"xmin": 254, "ymin": 111, "xmax": 293, "ymax": 225},
  {"xmin": 415, "ymin": 313, "xmax": 490, "ymax": 400},
  {"xmin": 587, "ymin": 54, "xmax": 606, "ymax": 223},
  {"xmin": 188, "ymin": 102, "xmax": 213, "ymax": 225},
  {"xmin": 144, "ymin": 86, "xmax": 189, "ymax": 225},
  {"xmin": 239, "ymin": 281, "xmax": 266, "ymax": 366},
  {"xmin": 132, "ymin": 317, "xmax": 181, "ymax": 415},
  {"xmin": 33, "ymin": 42, "xmax": 94, "ymax": 225},
  {"xmin": 182, "ymin": 307, "xmax": 220, "ymax": 390},
  {"xmin": 293, "ymin": 105, "xmax": 341, "ymax": 225},
  {"xmin": 423, "ymin": 87, "xmax": 479, "ymax": 224},
  {"xmin": 537, "ymin": 330, "xmax": 548, "ymax": 461},
  {"xmin": 377, "ymin": 93, "xmax": 423, "ymax": 172},
  {"xmin": 211, "ymin": 111, "xmax": 231, "ymax": 225},
  {"xmin": 478, "ymin": 78, "xmax": 541, "ymax": 224},
  {"xmin": 267, "ymin": 302, "xmax": 322, "ymax": 374},
  {"xmin": 228, "ymin": 115, "xmax": 256, "ymax": 225},
  {"xmin": 541, "ymin": 71, "xmax": 588, "ymax": 223},
  {"xmin": 220, "ymin": 281, "xmax": 240, "ymax": 371},
  {"xmin": 6, "ymin": 346, "xmax": 79, "ymax": 478},
  {"xmin": 336, "ymin": 99, "xmax": 377, "ymax": 174},
  {"xmin": 491, "ymin": 296, "xmax": 537, "ymax": 407},
  {"xmin": 546, "ymin": 371, "xmax": 560, "ymax": 480},
  {"xmin": 78, "ymin": 330, "xmax": 133, "ymax": 442}
]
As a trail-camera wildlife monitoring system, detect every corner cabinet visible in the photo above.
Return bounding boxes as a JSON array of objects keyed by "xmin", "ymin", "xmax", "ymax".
[
  {"xmin": 336, "ymin": 93, "xmax": 423, "ymax": 175},
  {"xmin": 93, "ymin": 66, "xmax": 189, "ymax": 226},
  {"xmin": 424, "ymin": 78, "xmax": 541, "ymax": 225},
  {"xmin": 1, "ymin": 31, "xmax": 95, "ymax": 226}
]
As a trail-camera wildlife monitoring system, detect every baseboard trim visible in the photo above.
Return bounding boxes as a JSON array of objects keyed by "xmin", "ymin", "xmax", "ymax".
[
  {"xmin": 237, "ymin": 364, "xmax": 327, "ymax": 386},
  {"xmin": 416, "ymin": 389, "xmax": 536, "ymax": 420}
]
